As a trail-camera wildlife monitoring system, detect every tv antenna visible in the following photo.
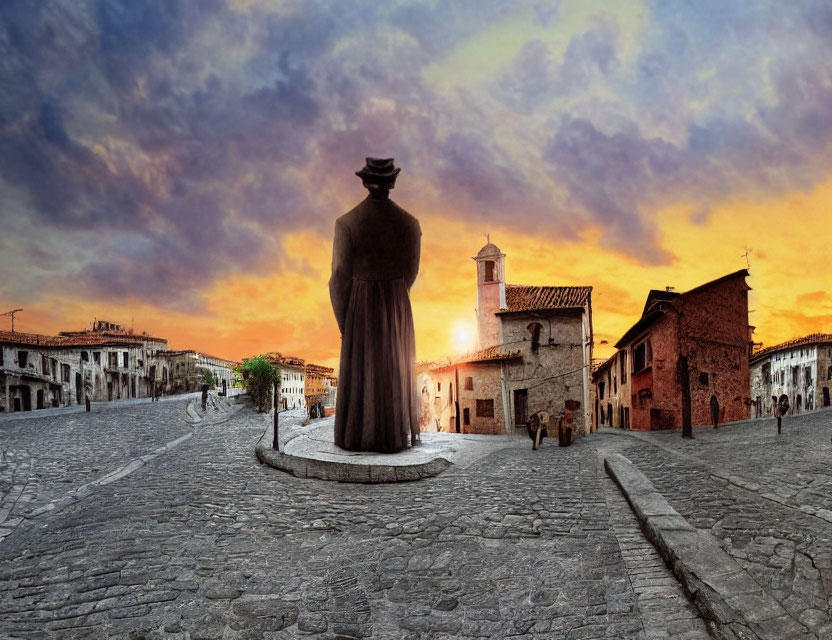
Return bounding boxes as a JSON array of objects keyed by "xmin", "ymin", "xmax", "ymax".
[
  {"xmin": 741, "ymin": 247, "xmax": 752, "ymax": 269},
  {"xmin": 1, "ymin": 308, "xmax": 23, "ymax": 333}
]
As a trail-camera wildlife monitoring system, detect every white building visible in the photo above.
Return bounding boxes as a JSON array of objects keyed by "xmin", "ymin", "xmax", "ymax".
[
  {"xmin": 750, "ymin": 333, "xmax": 832, "ymax": 416},
  {"xmin": 266, "ymin": 352, "xmax": 306, "ymax": 410}
]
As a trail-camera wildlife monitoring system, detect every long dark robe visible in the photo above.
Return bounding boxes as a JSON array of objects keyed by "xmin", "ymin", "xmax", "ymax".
[{"xmin": 329, "ymin": 194, "xmax": 421, "ymax": 453}]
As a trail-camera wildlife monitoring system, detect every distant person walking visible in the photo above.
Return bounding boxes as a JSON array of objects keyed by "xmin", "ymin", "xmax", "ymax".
[
  {"xmin": 710, "ymin": 394, "xmax": 720, "ymax": 429},
  {"xmin": 329, "ymin": 158, "xmax": 421, "ymax": 453}
]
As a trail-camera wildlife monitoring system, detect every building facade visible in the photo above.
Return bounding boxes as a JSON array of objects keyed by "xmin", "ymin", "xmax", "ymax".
[
  {"xmin": 266, "ymin": 352, "xmax": 306, "ymax": 410},
  {"xmin": 1, "ymin": 320, "xmax": 240, "ymax": 412},
  {"xmin": 304, "ymin": 363, "xmax": 337, "ymax": 416},
  {"xmin": 593, "ymin": 270, "xmax": 752, "ymax": 431},
  {"xmin": 419, "ymin": 241, "xmax": 594, "ymax": 438},
  {"xmin": 750, "ymin": 334, "xmax": 832, "ymax": 416},
  {"xmin": 155, "ymin": 350, "xmax": 240, "ymax": 397}
]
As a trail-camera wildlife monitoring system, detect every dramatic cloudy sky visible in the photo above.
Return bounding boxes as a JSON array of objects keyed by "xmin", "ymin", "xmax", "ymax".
[{"xmin": 2, "ymin": 0, "xmax": 831, "ymax": 368}]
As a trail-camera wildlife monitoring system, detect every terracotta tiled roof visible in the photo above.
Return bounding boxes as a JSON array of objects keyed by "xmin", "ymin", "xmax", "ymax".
[
  {"xmin": 419, "ymin": 346, "xmax": 522, "ymax": 372},
  {"xmin": 751, "ymin": 333, "xmax": 832, "ymax": 362},
  {"xmin": 502, "ymin": 285, "xmax": 592, "ymax": 313},
  {"xmin": 264, "ymin": 352, "xmax": 305, "ymax": 368},
  {"xmin": 0, "ymin": 330, "xmax": 153, "ymax": 348},
  {"xmin": 59, "ymin": 330, "xmax": 168, "ymax": 344},
  {"xmin": 305, "ymin": 363, "xmax": 335, "ymax": 376}
]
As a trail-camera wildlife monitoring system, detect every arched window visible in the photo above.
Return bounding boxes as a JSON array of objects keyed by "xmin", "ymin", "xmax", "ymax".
[{"xmin": 527, "ymin": 322, "xmax": 542, "ymax": 351}]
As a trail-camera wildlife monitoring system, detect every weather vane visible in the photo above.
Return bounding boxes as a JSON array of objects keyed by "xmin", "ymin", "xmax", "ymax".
[{"xmin": 741, "ymin": 247, "xmax": 752, "ymax": 269}]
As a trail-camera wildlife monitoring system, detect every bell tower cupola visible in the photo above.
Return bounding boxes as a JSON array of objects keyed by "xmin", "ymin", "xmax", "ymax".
[{"xmin": 473, "ymin": 236, "xmax": 506, "ymax": 349}]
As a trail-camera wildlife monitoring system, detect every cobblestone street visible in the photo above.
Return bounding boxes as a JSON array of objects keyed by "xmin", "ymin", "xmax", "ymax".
[
  {"xmin": 598, "ymin": 409, "xmax": 832, "ymax": 639},
  {"xmin": 0, "ymin": 399, "xmax": 711, "ymax": 639}
]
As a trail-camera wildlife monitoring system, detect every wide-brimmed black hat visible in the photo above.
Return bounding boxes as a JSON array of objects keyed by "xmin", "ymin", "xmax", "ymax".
[{"xmin": 355, "ymin": 157, "xmax": 401, "ymax": 182}]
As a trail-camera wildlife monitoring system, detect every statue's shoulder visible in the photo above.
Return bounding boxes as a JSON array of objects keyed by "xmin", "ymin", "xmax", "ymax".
[
  {"xmin": 388, "ymin": 200, "xmax": 421, "ymax": 233},
  {"xmin": 335, "ymin": 200, "xmax": 367, "ymax": 230}
]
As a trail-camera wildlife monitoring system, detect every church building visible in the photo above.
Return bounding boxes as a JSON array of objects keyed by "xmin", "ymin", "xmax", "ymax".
[{"xmin": 418, "ymin": 241, "xmax": 594, "ymax": 440}]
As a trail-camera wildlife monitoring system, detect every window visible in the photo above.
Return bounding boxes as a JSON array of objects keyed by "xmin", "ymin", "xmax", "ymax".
[
  {"xmin": 699, "ymin": 372, "xmax": 709, "ymax": 386},
  {"xmin": 633, "ymin": 343, "xmax": 645, "ymax": 372},
  {"xmin": 61, "ymin": 363, "xmax": 70, "ymax": 382},
  {"xmin": 613, "ymin": 375, "xmax": 617, "ymax": 394},
  {"xmin": 476, "ymin": 399, "xmax": 494, "ymax": 418},
  {"xmin": 599, "ymin": 381, "xmax": 605, "ymax": 400},
  {"xmin": 527, "ymin": 322, "xmax": 542, "ymax": 351},
  {"xmin": 464, "ymin": 376, "xmax": 473, "ymax": 390},
  {"xmin": 762, "ymin": 363, "xmax": 771, "ymax": 384},
  {"xmin": 437, "ymin": 382, "xmax": 441, "ymax": 392},
  {"xmin": 93, "ymin": 351, "xmax": 101, "ymax": 365},
  {"xmin": 792, "ymin": 367, "xmax": 799, "ymax": 385},
  {"xmin": 828, "ymin": 365, "xmax": 832, "ymax": 381},
  {"xmin": 633, "ymin": 340, "xmax": 651, "ymax": 373},
  {"xmin": 0, "ymin": 348, "xmax": 3, "ymax": 366},
  {"xmin": 463, "ymin": 408, "xmax": 470, "ymax": 426},
  {"xmin": 484, "ymin": 260, "xmax": 495, "ymax": 282},
  {"xmin": 18, "ymin": 350, "xmax": 28, "ymax": 368},
  {"xmin": 620, "ymin": 351, "xmax": 628, "ymax": 383},
  {"xmin": 123, "ymin": 352, "xmax": 129, "ymax": 368},
  {"xmin": 42, "ymin": 355, "xmax": 49, "ymax": 373},
  {"xmin": 805, "ymin": 367, "xmax": 811, "ymax": 387},
  {"xmin": 81, "ymin": 351, "xmax": 89, "ymax": 362}
]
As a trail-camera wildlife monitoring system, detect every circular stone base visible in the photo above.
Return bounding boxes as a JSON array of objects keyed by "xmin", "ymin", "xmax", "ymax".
[{"xmin": 255, "ymin": 414, "xmax": 523, "ymax": 483}]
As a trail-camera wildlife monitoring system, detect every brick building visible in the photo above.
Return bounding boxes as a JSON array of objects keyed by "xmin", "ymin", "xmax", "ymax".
[
  {"xmin": 593, "ymin": 270, "xmax": 752, "ymax": 431},
  {"xmin": 750, "ymin": 333, "xmax": 832, "ymax": 416},
  {"xmin": 419, "ymin": 240, "xmax": 594, "ymax": 437}
]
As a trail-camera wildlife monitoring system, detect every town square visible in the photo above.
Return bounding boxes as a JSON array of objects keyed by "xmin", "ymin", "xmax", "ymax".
[{"xmin": 2, "ymin": 1, "xmax": 832, "ymax": 638}]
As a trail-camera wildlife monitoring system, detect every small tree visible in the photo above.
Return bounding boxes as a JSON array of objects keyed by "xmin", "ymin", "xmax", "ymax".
[
  {"xmin": 197, "ymin": 367, "xmax": 216, "ymax": 389},
  {"xmin": 240, "ymin": 355, "xmax": 279, "ymax": 412}
]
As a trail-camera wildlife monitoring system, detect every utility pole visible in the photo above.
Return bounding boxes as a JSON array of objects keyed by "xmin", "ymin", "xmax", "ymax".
[{"xmin": 1, "ymin": 309, "xmax": 23, "ymax": 333}]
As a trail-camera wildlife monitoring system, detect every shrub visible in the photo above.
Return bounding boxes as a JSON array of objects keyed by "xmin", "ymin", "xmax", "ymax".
[{"xmin": 240, "ymin": 355, "xmax": 279, "ymax": 412}]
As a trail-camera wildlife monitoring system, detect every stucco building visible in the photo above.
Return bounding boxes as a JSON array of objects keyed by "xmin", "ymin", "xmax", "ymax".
[
  {"xmin": 750, "ymin": 333, "xmax": 832, "ymax": 416},
  {"xmin": 1, "ymin": 320, "xmax": 240, "ymax": 412},
  {"xmin": 266, "ymin": 352, "xmax": 306, "ymax": 410},
  {"xmin": 155, "ymin": 350, "xmax": 240, "ymax": 397},
  {"xmin": 593, "ymin": 270, "xmax": 753, "ymax": 431},
  {"xmin": 419, "ymin": 241, "xmax": 594, "ymax": 438}
]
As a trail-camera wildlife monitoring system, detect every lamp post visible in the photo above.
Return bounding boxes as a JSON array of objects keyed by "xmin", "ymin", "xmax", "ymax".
[{"xmin": 272, "ymin": 381, "xmax": 280, "ymax": 451}]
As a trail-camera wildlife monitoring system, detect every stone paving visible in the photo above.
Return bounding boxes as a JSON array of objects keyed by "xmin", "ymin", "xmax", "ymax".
[
  {"xmin": 0, "ymin": 399, "xmax": 708, "ymax": 638},
  {"xmin": 597, "ymin": 409, "xmax": 832, "ymax": 639}
]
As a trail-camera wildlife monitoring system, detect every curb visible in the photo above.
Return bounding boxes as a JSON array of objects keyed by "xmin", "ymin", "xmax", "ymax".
[
  {"xmin": 604, "ymin": 453, "xmax": 810, "ymax": 640},
  {"xmin": 255, "ymin": 440, "xmax": 453, "ymax": 483}
]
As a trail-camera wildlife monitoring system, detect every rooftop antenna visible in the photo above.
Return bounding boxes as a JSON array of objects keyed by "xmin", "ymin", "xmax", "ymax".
[
  {"xmin": 741, "ymin": 247, "xmax": 752, "ymax": 269},
  {"xmin": 1, "ymin": 308, "xmax": 23, "ymax": 333}
]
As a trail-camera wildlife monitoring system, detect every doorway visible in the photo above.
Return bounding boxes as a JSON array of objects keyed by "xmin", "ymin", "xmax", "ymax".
[
  {"xmin": 76, "ymin": 373, "xmax": 82, "ymax": 405},
  {"xmin": 824, "ymin": 387, "xmax": 830, "ymax": 408},
  {"xmin": 514, "ymin": 389, "xmax": 528, "ymax": 426},
  {"xmin": 36, "ymin": 389, "xmax": 44, "ymax": 410},
  {"xmin": 20, "ymin": 385, "xmax": 31, "ymax": 411}
]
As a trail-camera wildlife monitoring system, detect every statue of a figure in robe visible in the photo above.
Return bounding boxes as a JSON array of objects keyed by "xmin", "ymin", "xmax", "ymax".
[{"xmin": 329, "ymin": 158, "xmax": 421, "ymax": 452}]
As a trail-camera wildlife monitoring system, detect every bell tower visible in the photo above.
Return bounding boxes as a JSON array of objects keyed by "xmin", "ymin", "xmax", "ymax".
[{"xmin": 473, "ymin": 237, "xmax": 506, "ymax": 349}]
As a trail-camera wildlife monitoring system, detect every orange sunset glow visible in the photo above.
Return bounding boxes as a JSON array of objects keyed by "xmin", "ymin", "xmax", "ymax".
[{"xmin": 2, "ymin": 1, "xmax": 831, "ymax": 371}]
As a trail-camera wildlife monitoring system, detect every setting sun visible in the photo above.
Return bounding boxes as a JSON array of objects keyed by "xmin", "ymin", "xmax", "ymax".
[{"xmin": 451, "ymin": 322, "xmax": 476, "ymax": 356}]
